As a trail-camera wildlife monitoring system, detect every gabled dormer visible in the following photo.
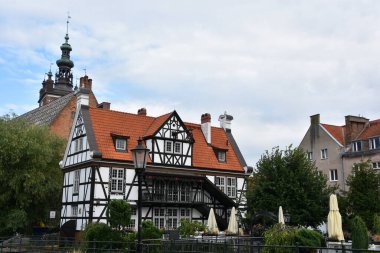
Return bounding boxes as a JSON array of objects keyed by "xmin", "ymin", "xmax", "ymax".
[
  {"xmin": 111, "ymin": 133, "xmax": 130, "ymax": 152},
  {"xmin": 145, "ymin": 111, "xmax": 194, "ymax": 166}
]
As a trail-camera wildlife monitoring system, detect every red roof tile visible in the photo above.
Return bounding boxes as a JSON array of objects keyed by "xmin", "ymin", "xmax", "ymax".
[
  {"xmin": 321, "ymin": 123, "xmax": 344, "ymax": 145},
  {"xmin": 88, "ymin": 108, "xmax": 244, "ymax": 172},
  {"xmin": 358, "ymin": 120, "xmax": 380, "ymax": 139}
]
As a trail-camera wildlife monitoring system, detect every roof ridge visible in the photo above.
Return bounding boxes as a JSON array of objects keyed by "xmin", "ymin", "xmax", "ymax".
[{"xmin": 89, "ymin": 106, "xmax": 157, "ymax": 119}]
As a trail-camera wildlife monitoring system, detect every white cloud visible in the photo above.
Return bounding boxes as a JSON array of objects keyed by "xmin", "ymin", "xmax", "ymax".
[{"xmin": 1, "ymin": 0, "xmax": 380, "ymax": 166}]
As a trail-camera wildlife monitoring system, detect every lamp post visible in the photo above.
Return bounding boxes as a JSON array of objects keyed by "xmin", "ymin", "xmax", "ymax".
[{"xmin": 131, "ymin": 138, "xmax": 149, "ymax": 253}]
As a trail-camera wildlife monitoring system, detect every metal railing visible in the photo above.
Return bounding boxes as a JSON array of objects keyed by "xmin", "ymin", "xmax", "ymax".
[{"xmin": 0, "ymin": 235, "xmax": 376, "ymax": 253}]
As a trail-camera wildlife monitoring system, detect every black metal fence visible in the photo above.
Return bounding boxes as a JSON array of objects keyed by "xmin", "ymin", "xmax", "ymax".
[{"xmin": 0, "ymin": 235, "xmax": 376, "ymax": 253}]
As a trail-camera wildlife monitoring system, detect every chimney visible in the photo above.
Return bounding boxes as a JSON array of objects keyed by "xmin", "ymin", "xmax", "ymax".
[
  {"xmin": 344, "ymin": 115, "xmax": 369, "ymax": 144},
  {"xmin": 218, "ymin": 112, "xmax": 233, "ymax": 132},
  {"xmin": 76, "ymin": 88, "xmax": 90, "ymax": 109},
  {"xmin": 138, "ymin": 108, "xmax": 147, "ymax": 116},
  {"xmin": 201, "ymin": 113, "xmax": 212, "ymax": 144},
  {"xmin": 309, "ymin": 114, "xmax": 320, "ymax": 149},
  {"xmin": 98, "ymin": 102, "xmax": 111, "ymax": 110},
  {"xmin": 80, "ymin": 75, "xmax": 92, "ymax": 90}
]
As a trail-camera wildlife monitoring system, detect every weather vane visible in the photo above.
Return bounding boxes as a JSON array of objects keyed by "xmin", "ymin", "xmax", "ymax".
[
  {"xmin": 66, "ymin": 12, "xmax": 71, "ymax": 34},
  {"xmin": 83, "ymin": 67, "xmax": 87, "ymax": 76}
]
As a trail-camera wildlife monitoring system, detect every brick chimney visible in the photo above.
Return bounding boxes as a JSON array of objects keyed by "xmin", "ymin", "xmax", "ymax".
[
  {"xmin": 218, "ymin": 112, "xmax": 233, "ymax": 132},
  {"xmin": 309, "ymin": 114, "xmax": 320, "ymax": 149},
  {"xmin": 201, "ymin": 113, "xmax": 211, "ymax": 144},
  {"xmin": 344, "ymin": 115, "xmax": 369, "ymax": 144},
  {"xmin": 98, "ymin": 102, "xmax": 111, "ymax": 110},
  {"xmin": 75, "ymin": 88, "xmax": 90, "ymax": 109},
  {"xmin": 138, "ymin": 108, "xmax": 147, "ymax": 116},
  {"xmin": 80, "ymin": 75, "xmax": 92, "ymax": 90}
]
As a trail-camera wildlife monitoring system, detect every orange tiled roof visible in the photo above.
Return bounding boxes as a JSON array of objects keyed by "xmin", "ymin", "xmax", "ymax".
[
  {"xmin": 321, "ymin": 123, "xmax": 344, "ymax": 145},
  {"xmin": 358, "ymin": 120, "xmax": 380, "ymax": 139},
  {"xmin": 88, "ymin": 107, "xmax": 244, "ymax": 172}
]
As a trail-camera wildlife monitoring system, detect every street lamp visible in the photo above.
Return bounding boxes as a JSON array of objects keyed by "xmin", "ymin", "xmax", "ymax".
[{"xmin": 131, "ymin": 138, "xmax": 149, "ymax": 253}]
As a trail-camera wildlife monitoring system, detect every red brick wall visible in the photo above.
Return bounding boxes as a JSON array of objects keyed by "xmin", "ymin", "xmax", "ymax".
[{"xmin": 49, "ymin": 92, "xmax": 98, "ymax": 139}]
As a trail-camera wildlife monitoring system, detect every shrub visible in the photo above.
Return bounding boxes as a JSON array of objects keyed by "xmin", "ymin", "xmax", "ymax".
[
  {"xmin": 295, "ymin": 228, "xmax": 323, "ymax": 253},
  {"xmin": 142, "ymin": 220, "xmax": 163, "ymax": 239},
  {"xmin": 82, "ymin": 223, "xmax": 124, "ymax": 252},
  {"xmin": 351, "ymin": 216, "xmax": 369, "ymax": 251},
  {"xmin": 373, "ymin": 214, "xmax": 380, "ymax": 235},
  {"xmin": 263, "ymin": 224, "xmax": 297, "ymax": 253},
  {"xmin": 179, "ymin": 219, "xmax": 206, "ymax": 238}
]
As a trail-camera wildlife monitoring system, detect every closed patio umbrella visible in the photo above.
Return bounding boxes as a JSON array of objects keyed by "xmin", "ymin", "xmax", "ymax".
[
  {"xmin": 327, "ymin": 194, "xmax": 344, "ymax": 241},
  {"xmin": 227, "ymin": 207, "xmax": 238, "ymax": 234},
  {"xmin": 207, "ymin": 208, "xmax": 219, "ymax": 234},
  {"xmin": 278, "ymin": 206, "xmax": 285, "ymax": 225}
]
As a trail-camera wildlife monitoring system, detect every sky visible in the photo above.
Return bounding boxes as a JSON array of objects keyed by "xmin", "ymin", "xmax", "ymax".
[{"xmin": 0, "ymin": 0, "xmax": 379, "ymax": 167}]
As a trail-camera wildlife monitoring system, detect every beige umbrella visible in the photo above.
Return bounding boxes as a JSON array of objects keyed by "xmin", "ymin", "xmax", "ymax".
[
  {"xmin": 207, "ymin": 208, "xmax": 219, "ymax": 234},
  {"xmin": 327, "ymin": 194, "xmax": 344, "ymax": 241},
  {"xmin": 227, "ymin": 207, "xmax": 238, "ymax": 234},
  {"xmin": 278, "ymin": 206, "xmax": 285, "ymax": 225}
]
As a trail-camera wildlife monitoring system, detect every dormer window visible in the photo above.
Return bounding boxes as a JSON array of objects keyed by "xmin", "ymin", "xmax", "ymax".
[
  {"xmin": 370, "ymin": 137, "xmax": 380, "ymax": 150},
  {"xmin": 352, "ymin": 141, "xmax": 362, "ymax": 152},
  {"xmin": 116, "ymin": 138, "xmax": 127, "ymax": 151},
  {"xmin": 111, "ymin": 133, "xmax": 130, "ymax": 152},
  {"xmin": 218, "ymin": 151, "xmax": 226, "ymax": 162}
]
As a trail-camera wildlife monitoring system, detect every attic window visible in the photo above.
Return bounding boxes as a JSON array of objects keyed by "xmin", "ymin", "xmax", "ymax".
[
  {"xmin": 111, "ymin": 133, "xmax": 130, "ymax": 152},
  {"xmin": 116, "ymin": 139, "xmax": 127, "ymax": 151},
  {"xmin": 218, "ymin": 151, "xmax": 226, "ymax": 162},
  {"xmin": 352, "ymin": 141, "xmax": 362, "ymax": 152}
]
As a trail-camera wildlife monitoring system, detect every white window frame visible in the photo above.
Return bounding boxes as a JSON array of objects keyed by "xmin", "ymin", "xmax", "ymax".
[
  {"xmin": 72, "ymin": 205, "xmax": 78, "ymax": 217},
  {"xmin": 115, "ymin": 138, "xmax": 127, "ymax": 151},
  {"xmin": 218, "ymin": 151, "xmax": 226, "ymax": 162},
  {"xmin": 174, "ymin": 142, "xmax": 182, "ymax": 154},
  {"xmin": 154, "ymin": 208, "xmax": 165, "ymax": 229},
  {"xmin": 215, "ymin": 176, "xmax": 225, "ymax": 192},
  {"xmin": 74, "ymin": 138, "xmax": 83, "ymax": 153},
  {"xmin": 165, "ymin": 141, "xmax": 173, "ymax": 153},
  {"xmin": 373, "ymin": 162, "xmax": 380, "ymax": 169},
  {"xmin": 329, "ymin": 169, "xmax": 338, "ymax": 181},
  {"xmin": 352, "ymin": 141, "xmax": 362, "ymax": 152},
  {"xmin": 369, "ymin": 137, "xmax": 380, "ymax": 150},
  {"xmin": 226, "ymin": 177, "xmax": 236, "ymax": 198},
  {"xmin": 167, "ymin": 208, "xmax": 178, "ymax": 229},
  {"xmin": 110, "ymin": 168, "xmax": 124, "ymax": 193},
  {"xmin": 321, "ymin": 148, "xmax": 328, "ymax": 160},
  {"xmin": 126, "ymin": 219, "xmax": 136, "ymax": 230},
  {"xmin": 73, "ymin": 170, "xmax": 80, "ymax": 194},
  {"xmin": 307, "ymin": 152, "xmax": 313, "ymax": 160}
]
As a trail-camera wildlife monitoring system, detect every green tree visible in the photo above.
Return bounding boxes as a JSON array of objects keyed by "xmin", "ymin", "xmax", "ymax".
[
  {"xmin": 247, "ymin": 146, "xmax": 334, "ymax": 227},
  {"xmin": 346, "ymin": 160, "xmax": 380, "ymax": 229},
  {"xmin": 350, "ymin": 216, "xmax": 368, "ymax": 251},
  {"xmin": 106, "ymin": 199, "xmax": 131, "ymax": 230},
  {"xmin": 0, "ymin": 115, "xmax": 65, "ymax": 235}
]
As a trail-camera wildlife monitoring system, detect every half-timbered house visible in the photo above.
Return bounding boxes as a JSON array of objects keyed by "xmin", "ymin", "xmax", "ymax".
[{"xmin": 60, "ymin": 97, "xmax": 249, "ymax": 233}]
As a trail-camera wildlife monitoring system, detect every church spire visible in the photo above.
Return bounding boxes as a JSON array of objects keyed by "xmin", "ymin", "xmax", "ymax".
[
  {"xmin": 38, "ymin": 16, "xmax": 75, "ymax": 107},
  {"xmin": 55, "ymin": 15, "xmax": 74, "ymax": 91}
]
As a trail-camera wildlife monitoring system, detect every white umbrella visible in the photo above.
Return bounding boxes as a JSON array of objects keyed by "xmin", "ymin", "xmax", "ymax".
[
  {"xmin": 327, "ymin": 194, "xmax": 344, "ymax": 241},
  {"xmin": 227, "ymin": 207, "xmax": 238, "ymax": 234},
  {"xmin": 278, "ymin": 206, "xmax": 285, "ymax": 225},
  {"xmin": 207, "ymin": 208, "xmax": 219, "ymax": 234}
]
